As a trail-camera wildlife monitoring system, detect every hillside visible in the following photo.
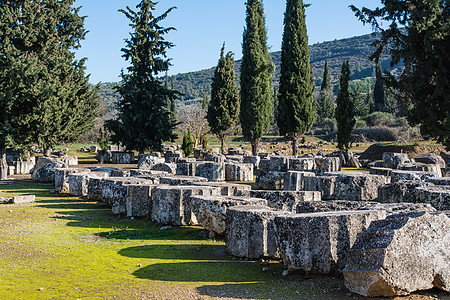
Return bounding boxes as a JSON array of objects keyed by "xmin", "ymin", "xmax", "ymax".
[{"xmin": 98, "ymin": 32, "xmax": 398, "ymax": 103}]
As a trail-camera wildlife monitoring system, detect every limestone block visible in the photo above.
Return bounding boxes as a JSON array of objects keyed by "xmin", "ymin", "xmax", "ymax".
[
  {"xmin": 288, "ymin": 158, "xmax": 315, "ymax": 172},
  {"xmin": 69, "ymin": 172, "xmax": 108, "ymax": 197},
  {"xmin": 314, "ymin": 157, "xmax": 341, "ymax": 175},
  {"xmin": 151, "ymin": 185, "xmax": 217, "ymax": 225},
  {"xmin": 11, "ymin": 195, "xmax": 35, "ymax": 204},
  {"xmin": 88, "ymin": 167, "xmax": 118, "ymax": 175},
  {"xmin": 415, "ymin": 153, "xmax": 446, "ymax": 169},
  {"xmin": 265, "ymin": 156, "xmax": 290, "ymax": 172},
  {"xmin": 164, "ymin": 151, "xmax": 182, "ymax": 163},
  {"xmin": 195, "ymin": 162, "xmax": 225, "ymax": 181},
  {"xmin": 61, "ymin": 155, "xmax": 78, "ymax": 166},
  {"xmin": 378, "ymin": 181, "xmax": 433, "ymax": 204},
  {"xmin": 204, "ymin": 153, "xmax": 225, "ymax": 163},
  {"xmin": 192, "ymin": 182, "xmax": 251, "ymax": 197},
  {"xmin": 344, "ymin": 212, "xmax": 450, "ymax": 297},
  {"xmin": 382, "ymin": 152, "xmax": 410, "ymax": 169},
  {"xmin": 426, "ymin": 177, "xmax": 450, "ymax": 186},
  {"xmin": 54, "ymin": 167, "xmax": 90, "ymax": 193},
  {"xmin": 159, "ymin": 175, "xmax": 208, "ymax": 186},
  {"xmin": 190, "ymin": 195, "xmax": 268, "ymax": 235},
  {"xmin": 176, "ymin": 162, "xmax": 199, "ymax": 176},
  {"xmin": 87, "ymin": 177, "xmax": 105, "ymax": 201},
  {"xmin": 225, "ymin": 155, "xmax": 244, "ymax": 163},
  {"xmin": 333, "ymin": 174, "xmax": 390, "ymax": 201},
  {"xmin": 250, "ymin": 190, "xmax": 321, "ymax": 212},
  {"xmin": 111, "ymin": 152, "xmax": 133, "ymax": 164},
  {"xmin": 390, "ymin": 170, "xmax": 438, "ymax": 183},
  {"xmin": 442, "ymin": 168, "xmax": 450, "ymax": 177},
  {"xmin": 151, "ymin": 163, "xmax": 177, "ymax": 175},
  {"xmin": 33, "ymin": 157, "xmax": 66, "ymax": 183},
  {"xmin": 226, "ymin": 205, "xmax": 285, "ymax": 259},
  {"xmin": 414, "ymin": 185, "xmax": 450, "ymax": 210},
  {"xmin": 228, "ymin": 147, "xmax": 244, "ymax": 155},
  {"xmin": 125, "ymin": 184, "xmax": 160, "ymax": 217},
  {"xmin": 193, "ymin": 148, "xmax": 205, "ymax": 160},
  {"xmin": 101, "ymin": 177, "xmax": 153, "ymax": 214},
  {"xmin": 243, "ymin": 156, "xmax": 260, "ymax": 169},
  {"xmin": 7, "ymin": 166, "xmax": 15, "ymax": 176},
  {"xmin": 284, "ymin": 171, "xmax": 316, "ymax": 191},
  {"xmin": 110, "ymin": 169, "xmax": 132, "ymax": 177},
  {"xmin": 254, "ymin": 171, "xmax": 285, "ymax": 190},
  {"xmin": 225, "ymin": 163, "xmax": 253, "ymax": 182},
  {"xmin": 14, "ymin": 160, "xmax": 35, "ymax": 175},
  {"xmin": 369, "ymin": 167, "xmax": 392, "ymax": 176},
  {"xmin": 138, "ymin": 155, "xmax": 165, "ymax": 170},
  {"xmin": 274, "ymin": 210, "xmax": 386, "ymax": 274},
  {"xmin": 303, "ymin": 176, "xmax": 337, "ymax": 200},
  {"xmin": 398, "ymin": 162, "xmax": 442, "ymax": 177}
]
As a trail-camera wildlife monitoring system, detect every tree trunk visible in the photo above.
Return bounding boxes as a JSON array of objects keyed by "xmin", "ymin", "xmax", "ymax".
[
  {"xmin": 0, "ymin": 148, "xmax": 8, "ymax": 180},
  {"xmin": 99, "ymin": 152, "xmax": 104, "ymax": 165},
  {"xmin": 220, "ymin": 136, "xmax": 225, "ymax": 155},
  {"xmin": 44, "ymin": 147, "xmax": 52, "ymax": 157},
  {"xmin": 251, "ymin": 139, "xmax": 259, "ymax": 156},
  {"xmin": 292, "ymin": 137, "xmax": 299, "ymax": 157}
]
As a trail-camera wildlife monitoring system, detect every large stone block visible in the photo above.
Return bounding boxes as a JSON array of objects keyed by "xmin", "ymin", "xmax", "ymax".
[
  {"xmin": 151, "ymin": 163, "xmax": 177, "ymax": 175},
  {"xmin": 369, "ymin": 167, "xmax": 392, "ymax": 176},
  {"xmin": 425, "ymin": 177, "xmax": 450, "ymax": 186},
  {"xmin": 111, "ymin": 152, "xmax": 134, "ymax": 164},
  {"xmin": 151, "ymin": 186, "xmax": 218, "ymax": 225},
  {"xmin": 226, "ymin": 205, "xmax": 285, "ymax": 259},
  {"xmin": 54, "ymin": 167, "xmax": 90, "ymax": 193},
  {"xmin": 225, "ymin": 163, "xmax": 253, "ymax": 182},
  {"xmin": 378, "ymin": 180, "xmax": 433, "ymax": 204},
  {"xmin": 390, "ymin": 170, "xmax": 438, "ymax": 183},
  {"xmin": 314, "ymin": 157, "xmax": 341, "ymax": 175},
  {"xmin": 284, "ymin": 171, "xmax": 316, "ymax": 191},
  {"xmin": 138, "ymin": 155, "xmax": 166, "ymax": 170},
  {"xmin": 288, "ymin": 157, "xmax": 315, "ymax": 171},
  {"xmin": 243, "ymin": 156, "xmax": 260, "ymax": 169},
  {"xmin": 303, "ymin": 176, "xmax": 337, "ymax": 200},
  {"xmin": 332, "ymin": 174, "xmax": 390, "ymax": 201},
  {"xmin": 101, "ymin": 177, "xmax": 153, "ymax": 214},
  {"xmin": 195, "ymin": 162, "xmax": 225, "ymax": 181},
  {"xmin": 225, "ymin": 155, "xmax": 244, "ymax": 163},
  {"xmin": 274, "ymin": 210, "xmax": 386, "ymax": 274},
  {"xmin": 204, "ymin": 153, "xmax": 225, "ymax": 163},
  {"xmin": 344, "ymin": 212, "xmax": 450, "ymax": 297},
  {"xmin": 398, "ymin": 162, "xmax": 442, "ymax": 177},
  {"xmin": 190, "ymin": 195, "xmax": 268, "ymax": 235},
  {"xmin": 254, "ymin": 171, "xmax": 285, "ymax": 190},
  {"xmin": 192, "ymin": 182, "xmax": 251, "ymax": 197},
  {"xmin": 250, "ymin": 190, "xmax": 321, "ymax": 212},
  {"xmin": 382, "ymin": 152, "xmax": 410, "ymax": 169},
  {"xmin": 87, "ymin": 176, "xmax": 105, "ymax": 201},
  {"xmin": 159, "ymin": 175, "xmax": 208, "ymax": 186},
  {"xmin": 110, "ymin": 169, "xmax": 132, "ymax": 177},
  {"xmin": 164, "ymin": 151, "xmax": 182, "ymax": 163},
  {"xmin": 69, "ymin": 172, "xmax": 109, "ymax": 197},
  {"xmin": 125, "ymin": 184, "xmax": 160, "ymax": 217},
  {"xmin": 32, "ymin": 157, "xmax": 66, "ymax": 183},
  {"xmin": 176, "ymin": 162, "xmax": 199, "ymax": 176},
  {"xmin": 13, "ymin": 160, "xmax": 35, "ymax": 175},
  {"xmin": 415, "ymin": 153, "xmax": 446, "ymax": 169},
  {"xmin": 414, "ymin": 185, "xmax": 450, "ymax": 210}
]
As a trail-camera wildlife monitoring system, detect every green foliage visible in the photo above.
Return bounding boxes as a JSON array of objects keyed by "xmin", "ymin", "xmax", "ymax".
[
  {"xmin": 277, "ymin": 0, "xmax": 316, "ymax": 155},
  {"xmin": 355, "ymin": 119, "xmax": 367, "ymax": 128},
  {"xmin": 335, "ymin": 61, "xmax": 355, "ymax": 151},
  {"xmin": 0, "ymin": 0, "xmax": 98, "ymax": 153},
  {"xmin": 239, "ymin": 0, "xmax": 274, "ymax": 154},
  {"xmin": 373, "ymin": 62, "xmax": 385, "ymax": 111},
  {"xmin": 351, "ymin": 0, "xmax": 449, "ymax": 148},
  {"xmin": 107, "ymin": 1, "xmax": 177, "ymax": 153},
  {"xmin": 321, "ymin": 61, "xmax": 332, "ymax": 91},
  {"xmin": 207, "ymin": 44, "xmax": 240, "ymax": 153},
  {"xmin": 181, "ymin": 129, "xmax": 194, "ymax": 157},
  {"xmin": 351, "ymin": 84, "xmax": 370, "ymax": 118},
  {"xmin": 202, "ymin": 91, "xmax": 210, "ymax": 110},
  {"xmin": 316, "ymin": 91, "xmax": 335, "ymax": 123},
  {"xmin": 363, "ymin": 112, "xmax": 397, "ymax": 127}
]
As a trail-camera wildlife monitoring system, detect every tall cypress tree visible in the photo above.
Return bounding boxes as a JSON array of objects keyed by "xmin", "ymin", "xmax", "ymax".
[
  {"xmin": 207, "ymin": 44, "xmax": 240, "ymax": 154},
  {"xmin": 240, "ymin": 0, "xmax": 274, "ymax": 156},
  {"xmin": 321, "ymin": 60, "xmax": 332, "ymax": 92},
  {"xmin": 277, "ymin": 0, "xmax": 315, "ymax": 156},
  {"xmin": 335, "ymin": 61, "xmax": 355, "ymax": 151},
  {"xmin": 316, "ymin": 61, "xmax": 335, "ymax": 122},
  {"xmin": 374, "ymin": 62, "xmax": 385, "ymax": 111},
  {"xmin": 107, "ymin": 0, "xmax": 178, "ymax": 153}
]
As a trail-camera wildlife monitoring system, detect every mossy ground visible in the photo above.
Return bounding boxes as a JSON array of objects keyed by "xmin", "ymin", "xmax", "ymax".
[{"xmin": 0, "ymin": 180, "xmax": 447, "ymax": 299}]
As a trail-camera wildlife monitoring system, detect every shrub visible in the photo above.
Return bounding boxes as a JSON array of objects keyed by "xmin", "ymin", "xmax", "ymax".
[
  {"xmin": 352, "ymin": 127, "xmax": 397, "ymax": 142},
  {"xmin": 355, "ymin": 119, "xmax": 367, "ymax": 128},
  {"xmin": 363, "ymin": 112, "xmax": 397, "ymax": 127}
]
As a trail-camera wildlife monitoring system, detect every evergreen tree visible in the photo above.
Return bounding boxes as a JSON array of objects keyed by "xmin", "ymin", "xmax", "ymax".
[
  {"xmin": 181, "ymin": 129, "xmax": 194, "ymax": 157},
  {"xmin": 107, "ymin": 1, "xmax": 178, "ymax": 153},
  {"xmin": 0, "ymin": 0, "xmax": 98, "ymax": 171},
  {"xmin": 277, "ymin": 0, "xmax": 315, "ymax": 156},
  {"xmin": 316, "ymin": 91, "xmax": 335, "ymax": 122},
  {"xmin": 202, "ymin": 91, "xmax": 210, "ymax": 110},
  {"xmin": 366, "ymin": 86, "xmax": 375, "ymax": 113},
  {"xmin": 351, "ymin": 84, "xmax": 369, "ymax": 118},
  {"xmin": 207, "ymin": 44, "xmax": 240, "ymax": 154},
  {"xmin": 373, "ymin": 62, "xmax": 385, "ymax": 111},
  {"xmin": 335, "ymin": 61, "xmax": 355, "ymax": 151},
  {"xmin": 321, "ymin": 60, "xmax": 332, "ymax": 92},
  {"xmin": 240, "ymin": 0, "xmax": 274, "ymax": 156}
]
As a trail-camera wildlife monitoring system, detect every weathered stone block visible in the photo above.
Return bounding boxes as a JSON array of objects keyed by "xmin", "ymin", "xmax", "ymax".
[
  {"xmin": 369, "ymin": 167, "xmax": 392, "ymax": 176},
  {"xmin": 111, "ymin": 152, "xmax": 133, "ymax": 164},
  {"xmin": 11, "ymin": 195, "xmax": 35, "ymax": 204},
  {"xmin": 225, "ymin": 163, "xmax": 253, "ymax": 182},
  {"xmin": 164, "ymin": 151, "xmax": 182, "ymax": 163},
  {"xmin": 274, "ymin": 210, "xmax": 386, "ymax": 274},
  {"xmin": 425, "ymin": 177, "xmax": 450, "ymax": 186},
  {"xmin": 138, "ymin": 155, "xmax": 165, "ymax": 170},
  {"xmin": 151, "ymin": 186, "xmax": 218, "ymax": 225},
  {"xmin": 192, "ymin": 182, "xmax": 251, "ymax": 196},
  {"xmin": 190, "ymin": 195, "xmax": 268, "ymax": 235},
  {"xmin": 288, "ymin": 158, "xmax": 315, "ymax": 171},
  {"xmin": 378, "ymin": 180, "xmax": 433, "ymax": 204},
  {"xmin": 254, "ymin": 171, "xmax": 285, "ymax": 190},
  {"xmin": 13, "ymin": 160, "xmax": 35, "ymax": 175},
  {"xmin": 344, "ymin": 212, "xmax": 450, "ymax": 297},
  {"xmin": 204, "ymin": 153, "xmax": 225, "ymax": 163},
  {"xmin": 125, "ymin": 184, "xmax": 160, "ymax": 217},
  {"xmin": 159, "ymin": 175, "xmax": 208, "ymax": 186},
  {"xmin": 398, "ymin": 162, "xmax": 442, "ymax": 177},
  {"xmin": 414, "ymin": 185, "xmax": 450, "ymax": 210},
  {"xmin": 243, "ymin": 156, "xmax": 260, "ymax": 169},
  {"xmin": 151, "ymin": 163, "xmax": 176, "ymax": 175},
  {"xmin": 54, "ymin": 167, "xmax": 90, "ymax": 193},
  {"xmin": 314, "ymin": 157, "xmax": 341, "ymax": 175},
  {"xmin": 195, "ymin": 162, "xmax": 225, "ymax": 181},
  {"xmin": 415, "ymin": 153, "xmax": 446, "ymax": 169},
  {"xmin": 226, "ymin": 205, "xmax": 285, "ymax": 259},
  {"xmin": 225, "ymin": 155, "xmax": 244, "ymax": 163},
  {"xmin": 32, "ymin": 157, "xmax": 66, "ymax": 183},
  {"xmin": 69, "ymin": 172, "xmax": 109, "ymax": 197},
  {"xmin": 284, "ymin": 171, "xmax": 316, "ymax": 191},
  {"xmin": 390, "ymin": 170, "xmax": 438, "ymax": 183},
  {"xmin": 382, "ymin": 152, "xmax": 410, "ymax": 169},
  {"xmin": 110, "ymin": 169, "xmax": 132, "ymax": 177},
  {"xmin": 303, "ymin": 176, "xmax": 337, "ymax": 200},
  {"xmin": 250, "ymin": 190, "xmax": 321, "ymax": 212},
  {"xmin": 176, "ymin": 162, "xmax": 198, "ymax": 176},
  {"xmin": 228, "ymin": 147, "xmax": 244, "ymax": 155},
  {"xmin": 333, "ymin": 174, "xmax": 390, "ymax": 201},
  {"xmin": 87, "ymin": 176, "xmax": 105, "ymax": 201}
]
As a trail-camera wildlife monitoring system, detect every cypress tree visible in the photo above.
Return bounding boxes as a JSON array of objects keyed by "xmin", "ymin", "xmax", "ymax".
[
  {"xmin": 277, "ymin": 0, "xmax": 315, "ymax": 156},
  {"xmin": 181, "ymin": 129, "xmax": 194, "ymax": 157},
  {"xmin": 202, "ymin": 91, "xmax": 210, "ymax": 110},
  {"xmin": 351, "ymin": 84, "xmax": 369, "ymax": 118},
  {"xmin": 240, "ymin": 0, "xmax": 274, "ymax": 156},
  {"xmin": 335, "ymin": 60, "xmax": 355, "ymax": 151},
  {"xmin": 321, "ymin": 60, "xmax": 332, "ymax": 92},
  {"xmin": 207, "ymin": 44, "xmax": 240, "ymax": 154},
  {"xmin": 107, "ymin": 1, "xmax": 178, "ymax": 153},
  {"xmin": 374, "ymin": 62, "xmax": 385, "ymax": 111}
]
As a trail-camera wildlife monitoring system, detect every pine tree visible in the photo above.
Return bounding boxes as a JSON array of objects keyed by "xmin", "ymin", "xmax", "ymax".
[
  {"xmin": 277, "ymin": 0, "xmax": 315, "ymax": 156},
  {"xmin": 240, "ymin": 0, "xmax": 274, "ymax": 156},
  {"xmin": 321, "ymin": 60, "xmax": 332, "ymax": 92},
  {"xmin": 373, "ymin": 62, "xmax": 385, "ymax": 111},
  {"xmin": 335, "ymin": 61, "xmax": 355, "ymax": 151},
  {"xmin": 207, "ymin": 44, "xmax": 240, "ymax": 154},
  {"xmin": 107, "ymin": 1, "xmax": 178, "ymax": 153}
]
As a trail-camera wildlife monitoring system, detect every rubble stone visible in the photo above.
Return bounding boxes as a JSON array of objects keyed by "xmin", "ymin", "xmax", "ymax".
[
  {"xmin": 382, "ymin": 152, "xmax": 410, "ymax": 169},
  {"xmin": 343, "ymin": 212, "xmax": 450, "ymax": 297},
  {"xmin": 414, "ymin": 153, "xmax": 446, "ymax": 169}
]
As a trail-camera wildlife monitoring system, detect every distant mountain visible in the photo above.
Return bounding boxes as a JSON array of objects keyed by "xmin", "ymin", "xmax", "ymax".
[{"xmin": 98, "ymin": 32, "xmax": 399, "ymax": 103}]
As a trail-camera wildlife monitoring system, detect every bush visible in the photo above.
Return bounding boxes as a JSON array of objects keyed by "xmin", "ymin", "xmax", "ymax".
[
  {"xmin": 363, "ymin": 112, "xmax": 397, "ymax": 127},
  {"xmin": 352, "ymin": 127, "xmax": 398, "ymax": 142},
  {"xmin": 355, "ymin": 119, "xmax": 367, "ymax": 128}
]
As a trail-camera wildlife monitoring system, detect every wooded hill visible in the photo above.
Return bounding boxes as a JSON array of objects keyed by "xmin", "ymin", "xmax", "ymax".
[{"xmin": 98, "ymin": 32, "xmax": 397, "ymax": 103}]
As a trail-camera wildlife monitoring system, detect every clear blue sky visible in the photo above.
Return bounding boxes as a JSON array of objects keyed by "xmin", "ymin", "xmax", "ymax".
[{"xmin": 74, "ymin": 0, "xmax": 382, "ymax": 84}]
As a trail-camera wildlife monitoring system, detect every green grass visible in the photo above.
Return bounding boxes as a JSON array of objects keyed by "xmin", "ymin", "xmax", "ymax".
[{"xmin": 0, "ymin": 181, "xmax": 356, "ymax": 300}]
